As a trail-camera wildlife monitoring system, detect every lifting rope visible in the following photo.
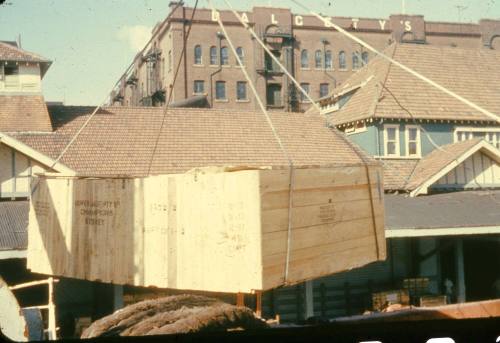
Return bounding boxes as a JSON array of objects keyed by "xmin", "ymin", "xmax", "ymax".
[{"xmin": 206, "ymin": 0, "xmax": 297, "ymax": 284}]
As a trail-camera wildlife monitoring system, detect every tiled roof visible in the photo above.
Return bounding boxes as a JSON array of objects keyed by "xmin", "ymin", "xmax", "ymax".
[
  {"xmin": 404, "ymin": 139, "xmax": 484, "ymax": 191},
  {"xmin": 0, "ymin": 200, "xmax": 28, "ymax": 251},
  {"xmin": 329, "ymin": 43, "xmax": 500, "ymax": 125},
  {"xmin": 0, "ymin": 95, "xmax": 53, "ymax": 132},
  {"xmin": 381, "ymin": 158, "xmax": 419, "ymax": 190},
  {"xmin": 13, "ymin": 106, "xmax": 375, "ymax": 176},
  {"xmin": 0, "ymin": 41, "xmax": 50, "ymax": 63}
]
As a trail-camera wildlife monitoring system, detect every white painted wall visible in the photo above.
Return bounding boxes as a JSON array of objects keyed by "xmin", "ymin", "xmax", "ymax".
[
  {"xmin": 0, "ymin": 142, "xmax": 47, "ymax": 198},
  {"xmin": 435, "ymin": 151, "xmax": 500, "ymax": 188},
  {"xmin": 0, "ymin": 64, "xmax": 42, "ymax": 93}
]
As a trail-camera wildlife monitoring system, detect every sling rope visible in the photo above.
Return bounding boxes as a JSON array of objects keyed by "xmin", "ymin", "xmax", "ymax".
[
  {"xmin": 291, "ymin": 0, "xmax": 500, "ymax": 124},
  {"xmin": 207, "ymin": 0, "xmax": 297, "ymax": 284},
  {"xmin": 222, "ymin": 0, "xmax": 322, "ymax": 113}
]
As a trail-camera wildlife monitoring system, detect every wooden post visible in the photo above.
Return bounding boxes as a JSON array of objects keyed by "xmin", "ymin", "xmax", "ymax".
[
  {"xmin": 236, "ymin": 292, "xmax": 245, "ymax": 307},
  {"xmin": 455, "ymin": 238, "xmax": 466, "ymax": 303},
  {"xmin": 304, "ymin": 281, "xmax": 314, "ymax": 319},
  {"xmin": 47, "ymin": 277, "xmax": 57, "ymax": 340},
  {"xmin": 255, "ymin": 291, "xmax": 262, "ymax": 318}
]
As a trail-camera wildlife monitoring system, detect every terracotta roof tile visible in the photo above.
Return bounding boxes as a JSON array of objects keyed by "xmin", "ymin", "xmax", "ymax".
[
  {"xmin": 0, "ymin": 95, "xmax": 53, "ymax": 132},
  {"xmin": 14, "ymin": 106, "xmax": 376, "ymax": 176},
  {"xmin": 404, "ymin": 139, "xmax": 483, "ymax": 191},
  {"xmin": 330, "ymin": 43, "xmax": 500, "ymax": 125},
  {"xmin": 0, "ymin": 41, "xmax": 50, "ymax": 63},
  {"xmin": 381, "ymin": 158, "xmax": 419, "ymax": 190}
]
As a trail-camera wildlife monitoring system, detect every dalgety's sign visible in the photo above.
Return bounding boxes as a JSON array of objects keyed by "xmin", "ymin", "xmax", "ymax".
[{"xmin": 210, "ymin": 10, "xmax": 413, "ymax": 32}]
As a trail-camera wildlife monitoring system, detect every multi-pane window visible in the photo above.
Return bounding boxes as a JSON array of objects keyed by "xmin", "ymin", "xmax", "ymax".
[
  {"xmin": 319, "ymin": 83, "xmax": 329, "ymax": 98},
  {"xmin": 194, "ymin": 45, "xmax": 202, "ymax": 65},
  {"xmin": 406, "ymin": 125, "xmax": 421, "ymax": 157},
  {"xmin": 352, "ymin": 52, "xmax": 360, "ymax": 70},
  {"xmin": 301, "ymin": 49, "xmax": 308, "ymax": 68},
  {"xmin": 455, "ymin": 128, "xmax": 500, "ymax": 149},
  {"xmin": 193, "ymin": 80, "xmax": 204, "ymax": 94},
  {"xmin": 236, "ymin": 47, "xmax": 244, "ymax": 65},
  {"xmin": 221, "ymin": 47, "xmax": 229, "ymax": 65},
  {"xmin": 384, "ymin": 125, "xmax": 400, "ymax": 156},
  {"xmin": 315, "ymin": 50, "xmax": 323, "ymax": 69},
  {"xmin": 325, "ymin": 50, "xmax": 333, "ymax": 70},
  {"xmin": 339, "ymin": 51, "xmax": 346, "ymax": 70},
  {"xmin": 237, "ymin": 81, "xmax": 247, "ymax": 100},
  {"xmin": 210, "ymin": 46, "xmax": 217, "ymax": 65},
  {"xmin": 362, "ymin": 51, "xmax": 369, "ymax": 66},
  {"xmin": 215, "ymin": 81, "xmax": 226, "ymax": 100},
  {"xmin": 300, "ymin": 83, "xmax": 310, "ymax": 102}
]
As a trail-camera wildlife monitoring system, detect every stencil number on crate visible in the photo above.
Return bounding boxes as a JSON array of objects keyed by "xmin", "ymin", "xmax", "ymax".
[
  {"xmin": 218, "ymin": 202, "xmax": 248, "ymax": 256},
  {"xmin": 318, "ymin": 203, "xmax": 336, "ymax": 223},
  {"xmin": 75, "ymin": 200, "xmax": 121, "ymax": 226}
]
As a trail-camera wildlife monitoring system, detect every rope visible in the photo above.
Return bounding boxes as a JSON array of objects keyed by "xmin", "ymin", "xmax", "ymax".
[
  {"xmin": 222, "ymin": 0, "xmax": 322, "ymax": 113},
  {"xmin": 290, "ymin": 0, "xmax": 500, "ymax": 125},
  {"xmin": 207, "ymin": 0, "xmax": 296, "ymax": 284},
  {"xmin": 147, "ymin": 0, "xmax": 199, "ymax": 175}
]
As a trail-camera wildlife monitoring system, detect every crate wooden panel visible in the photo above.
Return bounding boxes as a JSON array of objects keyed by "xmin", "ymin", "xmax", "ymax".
[
  {"xmin": 419, "ymin": 295, "xmax": 448, "ymax": 307},
  {"xmin": 28, "ymin": 165, "xmax": 386, "ymax": 293}
]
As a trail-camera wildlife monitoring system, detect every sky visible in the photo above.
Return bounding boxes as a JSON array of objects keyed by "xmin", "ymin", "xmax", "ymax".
[{"xmin": 0, "ymin": 0, "xmax": 498, "ymax": 105}]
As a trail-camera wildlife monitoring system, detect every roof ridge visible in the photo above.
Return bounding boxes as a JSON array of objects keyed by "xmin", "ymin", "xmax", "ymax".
[
  {"xmin": 372, "ymin": 43, "xmax": 397, "ymax": 118},
  {"xmin": 0, "ymin": 41, "xmax": 50, "ymax": 62}
]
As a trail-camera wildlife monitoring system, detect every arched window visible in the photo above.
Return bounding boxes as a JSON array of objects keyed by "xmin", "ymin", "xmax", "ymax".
[
  {"xmin": 221, "ymin": 47, "xmax": 229, "ymax": 65},
  {"xmin": 236, "ymin": 47, "xmax": 244, "ymax": 65},
  {"xmin": 338, "ymin": 51, "xmax": 346, "ymax": 70},
  {"xmin": 301, "ymin": 49, "xmax": 308, "ymax": 68},
  {"xmin": 352, "ymin": 52, "xmax": 360, "ymax": 70},
  {"xmin": 210, "ymin": 46, "xmax": 217, "ymax": 65},
  {"xmin": 315, "ymin": 50, "xmax": 323, "ymax": 69},
  {"xmin": 194, "ymin": 45, "xmax": 202, "ymax": 65},
  {"xmin": 362, "ymin": 51, "xmax": 369, "ymax": 66},
  {"xmin": 325, "ymin": 50, "xmax": 333, "ymax": 69}
]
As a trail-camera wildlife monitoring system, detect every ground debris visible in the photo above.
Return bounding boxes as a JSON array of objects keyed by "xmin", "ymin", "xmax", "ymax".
[{"xmin": 81, "ymin": 294, "xmax": 268, "ymax": 338}]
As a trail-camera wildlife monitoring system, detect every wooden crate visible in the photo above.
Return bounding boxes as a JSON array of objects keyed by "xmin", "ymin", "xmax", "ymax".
[
  {"xmin": 372, "ymin": 289, "xmax": 410, "ymax": 311},
  {"xmin": 28, "ymin": 165, "xmax": 385, "ymax": 293},
  {"xmin": 419, "ymin": 295, "xmax": 448, "ymax": 307}
]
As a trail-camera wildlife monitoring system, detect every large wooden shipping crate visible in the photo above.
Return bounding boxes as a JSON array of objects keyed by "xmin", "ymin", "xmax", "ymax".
[{"xmin": 28, "ymin": 165, "xmax": 386, "ymax": 293}]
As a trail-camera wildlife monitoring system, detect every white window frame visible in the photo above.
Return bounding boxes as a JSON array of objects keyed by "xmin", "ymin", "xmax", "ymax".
[
  {"xmin": 454, "ymin": 126, "xmax": 500, "ymax": 150},
  {"xmin": 405, "ymin": 125, "xmax": 421, "ymax": 157},
  {"xmin": 384, "ymin": 124, "xmax": 400, "ymax": 157}
]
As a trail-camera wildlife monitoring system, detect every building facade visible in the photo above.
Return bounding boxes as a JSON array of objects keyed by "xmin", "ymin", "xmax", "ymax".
[{"xmin": 111, "ymin": 2, "xmax": 500, "ymax": 111}]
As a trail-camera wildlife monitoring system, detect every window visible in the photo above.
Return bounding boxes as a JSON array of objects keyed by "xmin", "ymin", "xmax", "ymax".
[
  {"xmin": 193, "ymin": 80, "xmax": 204, "ymax": 94},
  {"xmin": 265, "ymin": 50, "xmax": 281, "ymax": 72},
  {"xmin": 362, "ymin": 51, "xmax": 369, "ymax": 66},
  {"xmin": 210, "ymin": 46, "xmax": 217, "ymax": 65},
  {"xmin": 215, "ymin": 81, "xmax": 226, "ymax": 100},
  {"xmin": 300, "ymin": 83, "xmax": 310, "ymax": 102},
  {"xmin": 236, "ymin": 81, "xmax": 247, "ymax": 100},
  {"xmin": 4, "ymin": 65, "xmax": 19, "ymax": 87},
  {"xmin": 339, "ymin": 51, "xmax": 346, "ymax": 70},
  {"xmin": 236, "ymin": 47, "xmax": 244, "ymax": 65},
  {"xmin": 220, "ymin": 47, "xmax": 229, "ymax": 65},
  {"xmin": 384, "ymin": 125, "xmax": 400, "ymax": 156},
  {"xmin": 455, "ymin": 127, "xmax": 500, "ymax": 149},
  {"xmin": 405, "ymin": 125, "xmax": 421, "ymax": 157},
  {"xmin": 168, "ymin": 51, "xmax": 172, "ymax": 71},
  {"xmin": 301, "ymin": 49, "xmax": 308, "ymax": 68},
  {"xmin": 320, "ymin": 83, "xmax": 329, "ymax": 98},
  {"xmin": 352, "ymin": 52, "xmax": 360, "ymax": 70},
  {"xmin": 325, "ymin": 50, "xmax": 333, "ymax": 69},
  {"xmin": 194, "ymin": 45, "xmax": 202, "ymax": 65},
  {"xmin": 315, "ymin": 50, "xmax": 323, "ymax": 69},
  {"xmin": 266, "ymin": 84, "xmax": 282, "ymax": 107}
]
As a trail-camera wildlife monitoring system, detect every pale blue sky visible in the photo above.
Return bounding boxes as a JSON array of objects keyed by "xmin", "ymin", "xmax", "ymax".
[{"xmin": 0, "ymin": 0, "xmax": 498, "ymax": 105}]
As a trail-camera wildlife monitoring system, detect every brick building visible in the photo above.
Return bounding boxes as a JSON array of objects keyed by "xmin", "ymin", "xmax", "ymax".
[{"xmin": 111, "ymin": 2, "xmax": 500, "ymax": 111}]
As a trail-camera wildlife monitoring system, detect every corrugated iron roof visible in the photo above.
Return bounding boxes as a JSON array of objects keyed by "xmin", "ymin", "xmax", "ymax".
[{"xmin": 385, "ymin": 190, "xmax": 500, "ymax": 230}]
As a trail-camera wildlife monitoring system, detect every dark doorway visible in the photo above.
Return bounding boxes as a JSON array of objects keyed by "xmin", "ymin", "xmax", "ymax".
[
  {"xmin": 463, "ymin": 237, "xmax": 500, "ymax": 301},
  {"xmin": 267, "ymin": 84, "xmax": 282, "ymax": 108}
]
